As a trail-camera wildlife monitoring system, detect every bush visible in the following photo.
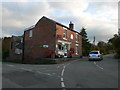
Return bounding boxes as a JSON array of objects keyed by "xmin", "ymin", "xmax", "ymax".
[{"xmin": 114, "ymin": 53, "xmax": 120, "ymax": 59}]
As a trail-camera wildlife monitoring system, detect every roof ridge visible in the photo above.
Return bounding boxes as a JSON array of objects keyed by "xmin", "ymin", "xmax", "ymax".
[{"xmin": 42, "ymin": 16, "xmax": 80, "ymax": 34}]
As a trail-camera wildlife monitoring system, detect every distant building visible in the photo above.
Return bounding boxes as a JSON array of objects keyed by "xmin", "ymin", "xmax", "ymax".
[
  {"xmin": 23, "ymin": 16, "xmax": 82, "ymax": 63},
  {"xmin": 8, "ymin": 36, "xmax": 23, "ymax": 62}
]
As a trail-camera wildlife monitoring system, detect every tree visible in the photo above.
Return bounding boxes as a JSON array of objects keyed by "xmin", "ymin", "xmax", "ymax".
[
  {"xmin": 108, "ymin": 34, "xmax": 120, "ymax": 58},
  {"xmin": 2, "ymin": 37, "xmax": 11, "ymax": 59},
  {"xmin": 80, "ymin": 27, "xmax": 91, "ymax": 56},
  {"xmin": 97, "ymin": 41, "xmax": 106, "ymax": 54}
]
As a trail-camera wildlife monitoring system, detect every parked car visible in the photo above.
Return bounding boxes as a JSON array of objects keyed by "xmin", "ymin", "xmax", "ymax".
[{"xmin": 88, "ymin": 51, "xmax": 103, "ymax": 61}]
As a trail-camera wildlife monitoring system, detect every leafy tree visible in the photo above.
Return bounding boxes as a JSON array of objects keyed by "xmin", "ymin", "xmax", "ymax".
[
  {"xmin": 108, "ymin": 34, "xmax": 120, "ymax": 58},
  {"xmin": 97, "ymin": 41, "xmax": 106, "ymax": 54},
  {"xmin": 80, "ymin": 27, "xmax": 91, "ymax": 56},
  {"xmin": 2, "ymin": 37, "xmax": 11, "ymax": 59}
]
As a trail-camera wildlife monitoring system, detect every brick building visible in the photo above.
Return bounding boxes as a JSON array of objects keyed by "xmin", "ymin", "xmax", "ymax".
[
  {"xmin": 23, "ymin": 16, "xmax": 82, "ymax": 63},
  {"xmin": 8, "ymin": 36, "xmax": 23, "ymax": 62}
]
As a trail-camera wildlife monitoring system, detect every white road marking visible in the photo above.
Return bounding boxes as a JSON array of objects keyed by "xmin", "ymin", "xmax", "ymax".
[
  {"xmin": 37, "ymin": 71, "xmax": 53, "ymax": 76},
  {"xmin": 60, "ymin": 59, "xmax": 79, "ymax": 88},
  {"xmin": 47, "ymin": 73, "xmax": 53, "ymax": 76},
  {"xmin": 94, "ymin": 62, "xmax": 104, "ymax": 70},
  {"xmin": 57, "ymin": 66, "xmax": 60, "ymax": 68},
  {"xmin": 61, "ymin": 65, "xmax": 66, "ymax": 88},
  {"xmin": 94, "ymin": 62, "xmax": 96, "ymax": 64},
  {"xmin": 61, "ymin": 82, "xmax": 65, "ymax": 87},
  {"xmin": 96, "ymin": 65, "xmax": 104, "ymax": 70},
  {"xmin": 7, "ymin": 64, "xmax": 14, "ymax": 67},
  {"xmin": 61, "ymin": 68, "xmax": 65, "ymax": 76},
  {"xmin": 61, "ymin": 77, "xmax": 64, "ymax": 82}
]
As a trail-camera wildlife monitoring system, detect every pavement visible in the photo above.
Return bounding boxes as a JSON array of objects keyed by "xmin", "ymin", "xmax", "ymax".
[{"xmin": 2, "ymin": 54, "xmax": 119, "ymax": 89}]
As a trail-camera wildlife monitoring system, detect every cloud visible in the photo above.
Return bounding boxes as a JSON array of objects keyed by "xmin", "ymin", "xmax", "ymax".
[
  {"xmin": 2, "ymin": 1, "xmax": 118, "ymax": 44},
  {"xmin": 47, "ymin": 1, "xmax": 118, "ymax": 42},
  {"xmin": 2, "ymin": 2, "xmax": 53, "ymax": 37}
]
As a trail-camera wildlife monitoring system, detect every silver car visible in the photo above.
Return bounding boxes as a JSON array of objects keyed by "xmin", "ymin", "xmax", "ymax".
[{"xmin": 88, "ymin": 51, "xmax": 103, "ymax": 61}]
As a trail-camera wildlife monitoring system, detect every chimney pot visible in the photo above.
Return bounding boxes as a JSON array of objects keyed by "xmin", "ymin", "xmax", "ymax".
[{"xmin": 69, "ymin": 21, "xmax": 74, "ymax": 29}]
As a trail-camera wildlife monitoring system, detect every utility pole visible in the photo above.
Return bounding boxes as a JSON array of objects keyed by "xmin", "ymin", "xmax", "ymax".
[{"xmin": 93, "ymin": 36, "xmax": 95, "ymax": 46}]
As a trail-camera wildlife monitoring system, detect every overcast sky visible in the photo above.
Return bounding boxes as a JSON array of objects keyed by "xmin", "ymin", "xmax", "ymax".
[{"xmin": 1, "ymin": 0, "xmax": 119, "ymax": 43}]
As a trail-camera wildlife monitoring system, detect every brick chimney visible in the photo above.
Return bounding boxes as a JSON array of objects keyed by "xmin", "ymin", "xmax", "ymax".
[{"xmin": 69, "ymin": 21, "xmax": 74, "ymax": 30}]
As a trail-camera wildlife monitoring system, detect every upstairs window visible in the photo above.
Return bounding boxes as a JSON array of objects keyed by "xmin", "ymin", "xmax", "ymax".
[
  {"xmin": 76, "ymin": 33, "xmax": 78, "ymax": 42},
  {"xmin": 71, "ymin": 34, "xmax": 73, "ymax": 39},
  {"xmin": 29, "ymin": 30, "xmax": 32, "ymax": 37},
  {"xmin": 63, "ymin": 28, "xmax": 67, "ymax": 39}
]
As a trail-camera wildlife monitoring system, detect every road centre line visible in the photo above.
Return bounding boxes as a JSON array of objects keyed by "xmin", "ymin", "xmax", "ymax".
[
  {"xmin": 61, "ymin": 66, "xmax": 65, "ymax": 76},
  {"xmin": 60, "ymin": 59, "xmax": 79, "ymax": 88},
  {"xmin": 61, "ymin": 77, "xmax": 64, "ymax": 82},
  {"xmin": 61, "ymin": 82, "xmax": 65, "ymax": 88}
]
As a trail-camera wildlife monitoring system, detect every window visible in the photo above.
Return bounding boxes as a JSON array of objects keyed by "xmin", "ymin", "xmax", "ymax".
[
  {"xmin": 76, "ymin": 33, "xmax": 78, "ymax": 42},
  {"xmin": 29, "ymin": 30, "xmax": 32, "ymax": 37},
  {"xmin": 63, "ymin": 28, "xmax": 67, "ymax": 39},
  {"xmin": 71, "ymin": 34, "xmax": 73, "ymax": 39},
  {"xmin": 90, "ymin": 51, "xmax": 98, "ymax": 54},
  {"xmin": 76, "ymin": 46, "xmax": 78, "ymax": 55},
  {"xmin": 15, "ymin": 48, "xmax": 22, "ymax": 54},
  {"xmin": 58, "ymin": 43, "xmax": 62, "ymax": 50}
]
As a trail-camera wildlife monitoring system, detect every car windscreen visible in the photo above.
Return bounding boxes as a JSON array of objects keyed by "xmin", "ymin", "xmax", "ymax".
[{"xmin": 89, "ymin": 52, "xmax": 98, "ymax": 54}]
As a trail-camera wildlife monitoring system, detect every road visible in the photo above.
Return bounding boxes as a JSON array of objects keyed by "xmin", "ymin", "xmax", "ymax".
[{"xmin": 2, "ymin": 54, "xmax": 118, "ymax": 89}]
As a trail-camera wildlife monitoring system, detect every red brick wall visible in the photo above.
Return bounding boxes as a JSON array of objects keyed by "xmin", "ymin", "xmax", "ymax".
[
  {"xmin": 24, "ymin": 18, "xmax": 56, "ymax": 63},
  {"xmin": 56, "ymin": 24, "xmax": 82, "ymax": 56}
]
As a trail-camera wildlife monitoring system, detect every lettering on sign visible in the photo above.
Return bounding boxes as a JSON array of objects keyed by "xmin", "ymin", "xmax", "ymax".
[{"xmin": 43, "ymin": 45, "xmax": 49, "ymax": 48}]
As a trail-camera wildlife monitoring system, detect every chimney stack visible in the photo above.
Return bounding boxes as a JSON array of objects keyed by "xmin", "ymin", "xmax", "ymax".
[{"xmin": 69, "ymin": 21, "xmax": 74, "ymax": 30}]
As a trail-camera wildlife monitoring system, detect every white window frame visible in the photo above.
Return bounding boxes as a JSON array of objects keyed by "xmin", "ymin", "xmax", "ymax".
[
  {"xmin": 71, "ymin": 34, "xmax": 74, "ymax": 39},
  {"xmin": 76, "ymin": 46, "xmax": 78, "ymax": 55},
  {"xmin": 63, "ymin": 27, "xmax": 67, "ymax": 40},
  {"xmin": 29, "ymin": 30, "xmax": 32, "ymax": 37},
  {"xmin": 76, "ymin": 33, "xmax": 79, "ymax": 43}
]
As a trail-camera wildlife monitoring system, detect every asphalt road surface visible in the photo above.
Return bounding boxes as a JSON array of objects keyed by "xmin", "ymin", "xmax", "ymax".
[{"xmin": 2, "ymin": 54, "xmax": 118, "ymax": 89}]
